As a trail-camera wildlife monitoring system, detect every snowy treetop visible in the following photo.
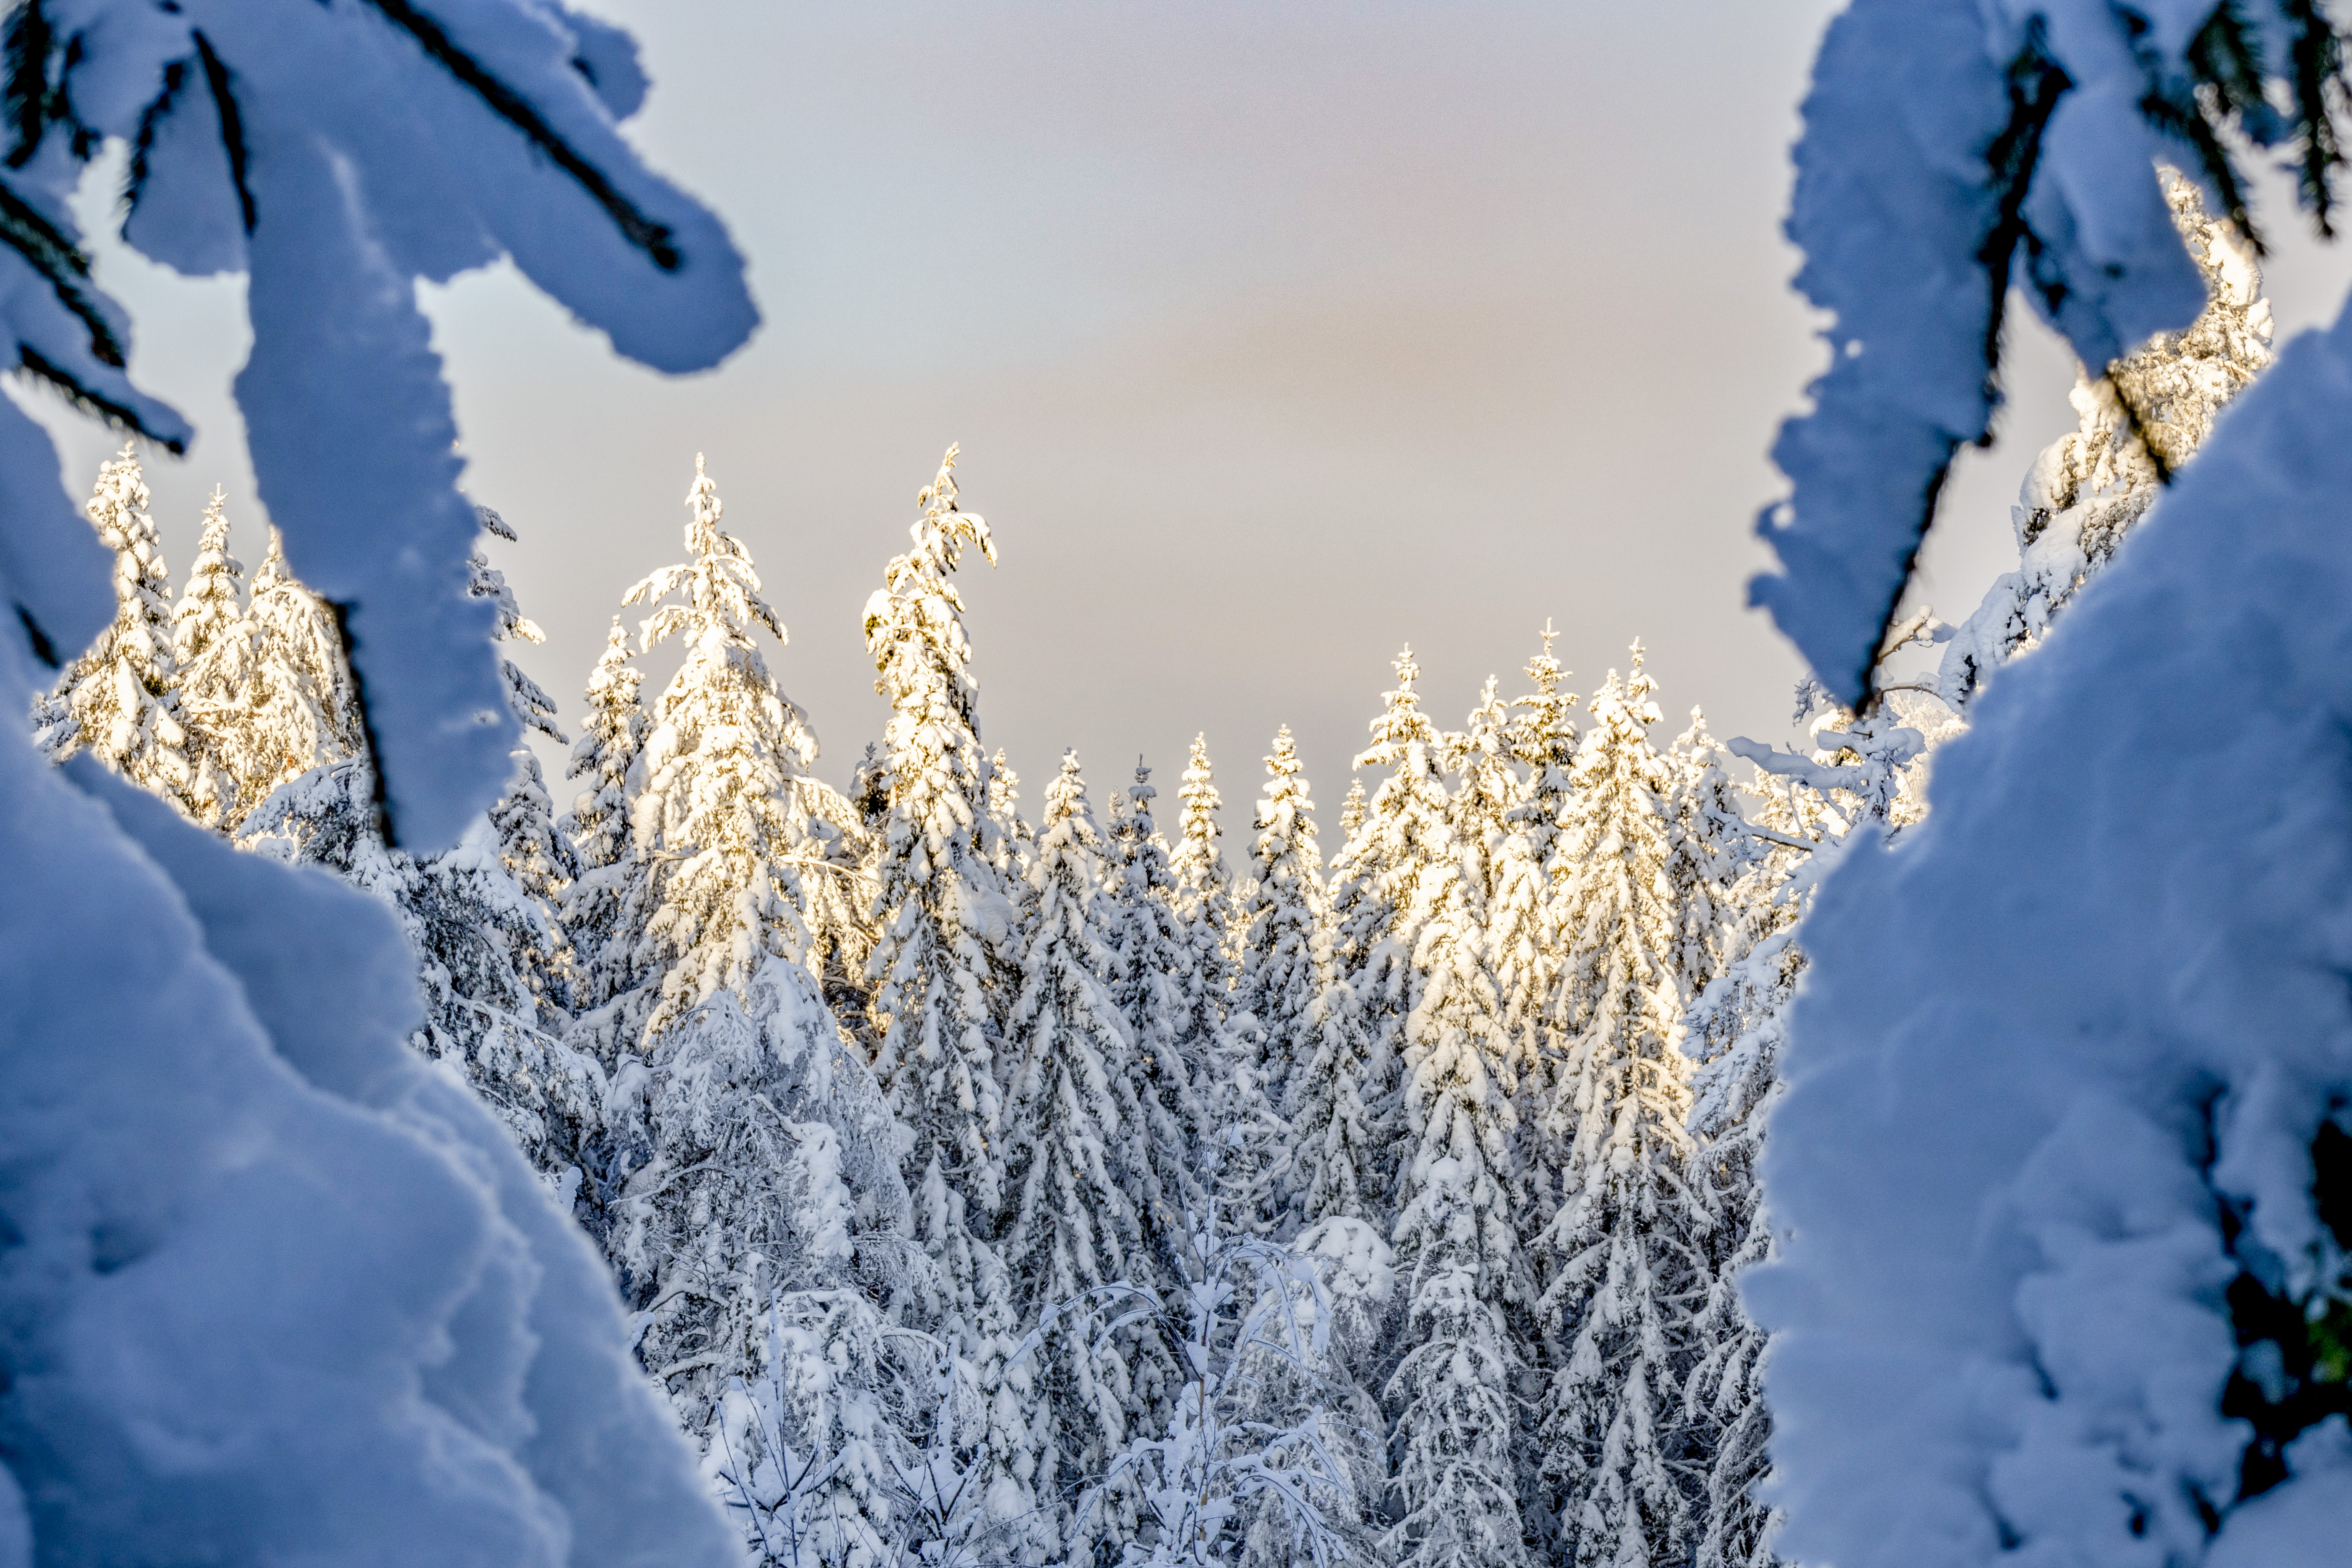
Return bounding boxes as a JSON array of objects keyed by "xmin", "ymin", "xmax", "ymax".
[{"xmin": 629, "ymin": 454, "xmax": 786, "ymax": 656}]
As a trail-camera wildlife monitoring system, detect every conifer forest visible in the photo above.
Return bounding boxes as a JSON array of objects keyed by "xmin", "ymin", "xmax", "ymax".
[{"xmin": 6, "ymin": 4, "xmax": 2352, "ymax": 1568}]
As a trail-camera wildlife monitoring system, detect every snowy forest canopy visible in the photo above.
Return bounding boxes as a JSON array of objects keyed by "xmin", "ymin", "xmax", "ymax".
[
  {"xmin": 27, "ymin": 163, "xmax": 2309, "ymax": 1568},
  {"xmin": 9, "ymin": 2, "xmax": 2352, "ymax": 1567}
]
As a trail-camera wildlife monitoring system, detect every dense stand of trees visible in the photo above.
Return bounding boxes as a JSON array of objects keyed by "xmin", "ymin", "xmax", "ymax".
[{"xmin": 36, "ymin": 174, "xmax": 2265, "ymax": 1565}]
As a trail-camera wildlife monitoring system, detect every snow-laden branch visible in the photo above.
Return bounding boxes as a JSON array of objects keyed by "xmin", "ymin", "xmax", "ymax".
[{"xmin": 1752, "ymin": 0, "xmax": 2340, "ymax": 708}]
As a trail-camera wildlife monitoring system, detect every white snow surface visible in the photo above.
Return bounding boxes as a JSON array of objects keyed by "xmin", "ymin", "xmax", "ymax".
[
  {"xmin": 0, "ymin": 684, "xmax": 735, "ymax": 1563},
  {"xmin": 1753, "ymin": 298, "xmax": 2352, "ymax": 1566}
]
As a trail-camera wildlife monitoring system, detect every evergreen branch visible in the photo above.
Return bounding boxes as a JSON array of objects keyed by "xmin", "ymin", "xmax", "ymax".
[
  {"xmin": 14, "ymin": 345, "xmax": 182, "ymax": 451},
  {"xmin": 2282, "ymin": 0, "xmax": 2348, "ymax": 233},
  {"xmin": 322, "ymin": 602, "xmax": 398, "ymax": 847},
  {"xmin": 632, "ymin": 1280, "xmax": 731, "ymax": 1318},
  {"xmin": 619, "ymin": 1155, "xmax": 720, "ymax": 1206},
  {"xmin": 437, "ymin": 988, "xmax": 572, "ymax": 1051},
  {"xmin": 189, "ymin": 32, "xmax": 255, "ymax": 237},
  {"xmin": 0, "ymin": 170, "xmax": 90, "ymax": 291},
  {"xmin": 125, "ymin": 57, "xmax": 191, "ymax": 222},
  {"xmin": 0, "ymin": 175, "xmax": 178, "ymax": 415},
  {"xmin": 2178, "ymin": 3, "xmax": 2270, "ymax": 250},
  {"xmin": 15, "ymin": 606, "xmax": 58, "ymax": 669},
  {"xmin": 1845, "ymin": 22, "xmax": 2070, "ymax": 713},
  {"xmin": 651, "ymin": 1350, "xmax": 729, "ymax": 1381},
  {"xmin": 0, "ymin": 1, "xmax": 52, "ymax": 167},
  {"xmin": 352, "ymin": 0, "xmax": 682, "ymax": 270}
]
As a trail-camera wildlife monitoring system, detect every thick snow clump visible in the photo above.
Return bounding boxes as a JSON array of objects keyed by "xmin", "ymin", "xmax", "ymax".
[{"xmin": 1757, "ymin": 297, "xmax": 2352, "ymax": 1567}]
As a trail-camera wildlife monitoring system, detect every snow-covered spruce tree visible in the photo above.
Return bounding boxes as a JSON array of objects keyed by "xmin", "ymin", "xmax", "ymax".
[
  {"xmin": 1002, "ymin": 752, "xmax": 1146, "ymax": 1554},
  {"xmin": 606, "ymin": 462, "xmax": 916, "ymax": 1561},
  {"xmin": 1678, "ymin": 779, "xmax": 1820, "ymax": 1568},
  {"xmin": 1291, "ymin": 993, "xmax": 1378, "ymax": 1239},
  {"xmin": 1531, "ymin": 649, "xmax": 1706, "ymax": 1568},
  {"xmin": 1940, "ymin": 172, "xmax": 2274, "ymax": 709},
  {"xmin": 1171, "ymin": 732, "xmax": 1238, "ymax": 981},
  {"xmin": 472, "ymin": 509, "xmax": 563, "ymax": 743},
  {"xmin": 1448, "ymin": 678, "xmax": 1521, "ymax": 851},
  {"xmin": 237, "ymin": 525, "xmax": 604, "ymax": 1201},
  {"xmin": 1381, "ymin": 678, "xmax": 1530, "ymax": 1568},
  {"xmin": 989, "ymin": 745, "xmax": 1037, "ymax": 889},
  {"xmin": 35, "ymin": 448, "xmax": 197, "ymax": 816},
  {"xmin": 1453, "ymin": 676, "xmax": 1548, "ymax": 1094},
  {"xmin": 473, "ymin": 509, "xmax": 578, "ymax": 1013},
  {"xmin": 1507, "ymin": 622, "xmax": 1580, "ymax": 870},
  {"xmin": 1500, "ymin": 627, "xmax": 1581, "ymax": 1231},
  {"xmin": 1494, "ymin": 653, "xmax": 1566, "ymax": 1123},
  {"xmin": 1328, "ymin": 648, "xmax": 1455, "ymax": 1210},
  {"xmin": 858, "ymin": 446, "xmax": 1034, "ymax": 1552},
  {"xmin": 1234, "ymin": 728, "xmax": 1324, "ymax": 1128},
  {"xmin": 489, "ymin": 735, "xmax": 581, "ymax": 1020},
  {"xmin": 1106, "ymin": 761, "xmax": 1216, "ymax": 1301},
  {"xmin": 167, "ymin": 486, "xmax": 243, "ymax": 825},
  {"xmin": 603, "ymin": 954, "xmax": 920, "ymax": 1568},
  {"xmin": 1225, "ymin": 732, "xmax": 1393, "ymax": 1545},
  {"xmin": 171, "ymin": 489, "xmax": 243, "ymax": 669},
  {"xmin": 1066, "ymin": 1210, "xmax": 1365, "ymax": 1568},
  {"xmin": 618, "ymin": 1091, "xmax": 914, "ymax": 1567},
  {"xmin": 223, "ymin": 527, "xmax": 367, "ymax": 816},
  {"xmin": 1235, "ymin": 727, "xmax": 1341, "ymax": 1228},
  {"xmin": 625, "ymin": 454, "xmax": 831, "ymax": 1042},
  {"xmin": 560, "ymin": 617, "xmax": 657, "ymax": 1056},
  {"xmin": 1339, "ymin": 777, "xmax": 1366, "ymax": 841},
  {"xmin": 1168, "ymin": 737, "xmax": 1252, "ymax": 1210},
  {"xmin": 1664, "ymin": 708, "xmax": 1759, "ymax": 1004}
]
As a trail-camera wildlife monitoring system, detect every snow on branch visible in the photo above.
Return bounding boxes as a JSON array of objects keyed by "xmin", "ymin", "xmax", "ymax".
[
  {"xmin": 1019, "ymin": 1209, "xmax": 1361, "ymax": 1568},
  {"xmin": 1753, "ymin": 0, "xmax": 2345, "ymax": 708},
  {"xmin": 2, "ymin": 0, "xmax": 757, "ymax": 849}
]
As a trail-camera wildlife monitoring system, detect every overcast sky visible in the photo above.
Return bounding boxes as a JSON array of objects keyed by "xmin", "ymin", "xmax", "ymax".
[{"xmin": 28, "ymin": 0, "xmax": 2352, "ymax": 825}]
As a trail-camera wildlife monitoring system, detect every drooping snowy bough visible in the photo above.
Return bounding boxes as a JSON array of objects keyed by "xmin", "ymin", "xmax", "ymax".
[
  {"xmin": 1754, "ymin": 5, "xmax": 2352, "ymax": 1566},
  {"xmin": 0, "ymin": 3, "xmax": 754, "ymax": 1562},
  {"xmin": 1752, "ymin": 0, "xmax": 2334, "ymax": 708}
]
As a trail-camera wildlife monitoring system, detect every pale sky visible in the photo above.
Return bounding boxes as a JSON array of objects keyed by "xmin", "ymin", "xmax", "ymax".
[{"xmin": 27, "ymin": 1, "xmax": 2352, "ymax": 828}]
